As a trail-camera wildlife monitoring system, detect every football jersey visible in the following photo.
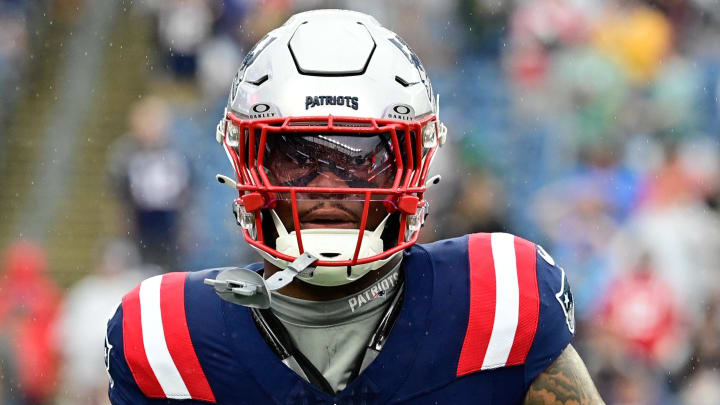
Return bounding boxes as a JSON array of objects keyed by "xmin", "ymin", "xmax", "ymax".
[{"xmin": 106, "ymin": 233, "xmax": 575, "ymax": 404}]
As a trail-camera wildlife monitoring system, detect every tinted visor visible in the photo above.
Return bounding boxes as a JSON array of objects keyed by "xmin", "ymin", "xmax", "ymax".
[{"xmin": 262, "ymin": 132, "xmax": 398, "ymax": 189}]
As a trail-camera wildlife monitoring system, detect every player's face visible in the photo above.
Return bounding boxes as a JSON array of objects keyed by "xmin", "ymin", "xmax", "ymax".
[{"xmin": 263, "ymin": 132, "xmax": 397, "ymax": 232}]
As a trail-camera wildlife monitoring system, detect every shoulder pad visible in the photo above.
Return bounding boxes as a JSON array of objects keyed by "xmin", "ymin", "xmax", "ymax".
[
  {"xmin": 457, "ymin": 233, "xmax": 540, "ymax": 376},
  {"xmin": 121, "ymin": 272, "xmax": 217, "ymax": 402}
]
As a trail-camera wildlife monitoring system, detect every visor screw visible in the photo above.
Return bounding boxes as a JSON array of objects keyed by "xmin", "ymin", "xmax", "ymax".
[
  {"xmin": 227, "ymin": 123, "xmax": 240, "ymax": 147},
  {"xmin": 422, "ymin": 124, "xmax": 436, "ymax": 148}
]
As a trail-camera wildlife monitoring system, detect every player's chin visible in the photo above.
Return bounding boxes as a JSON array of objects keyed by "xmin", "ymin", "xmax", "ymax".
[{"xmin": 301, "ymin": 221, "xmax": 358, "ymax": 230}]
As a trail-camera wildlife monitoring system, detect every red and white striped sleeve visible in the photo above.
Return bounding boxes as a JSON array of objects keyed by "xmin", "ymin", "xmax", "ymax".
[
  {"xmin": 111, "ymin": 272, "xmax": 216, "ymax": 403},
  {"xmin": 456, "ymin": 233, "xmax": 542, "ymax": 376}
]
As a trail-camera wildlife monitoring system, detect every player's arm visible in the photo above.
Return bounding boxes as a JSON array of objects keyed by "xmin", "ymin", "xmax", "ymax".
[
  {"xmin": 106, "ymin": 303, "xmax": 148, "ymax": 405},
  {"xmin": 106, "ymin": 301, "xmax": 171, "ymax": 405},
  {"xmin": 524, "ymin": 344, "xmax": 604, "ymax": 405}
]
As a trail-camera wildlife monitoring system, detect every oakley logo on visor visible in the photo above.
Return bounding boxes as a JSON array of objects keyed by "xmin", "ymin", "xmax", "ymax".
[{"xmin": 305, "ymin": 96, "xmax": 359, "ymax": 110}]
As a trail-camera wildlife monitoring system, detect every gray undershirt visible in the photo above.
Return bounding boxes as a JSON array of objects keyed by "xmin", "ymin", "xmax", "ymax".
[{"xmin": 270, "ymin": 263, "xmax": 402, "ymax": 393}]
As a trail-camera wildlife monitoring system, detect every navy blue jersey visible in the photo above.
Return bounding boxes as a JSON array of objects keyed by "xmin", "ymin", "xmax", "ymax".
[{"xmin": 106, "ymin": 233, "xmax": 574, "ymax": 404}]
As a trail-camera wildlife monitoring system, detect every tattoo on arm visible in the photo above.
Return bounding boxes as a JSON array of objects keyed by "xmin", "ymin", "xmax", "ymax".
[{"xmin": 524, "ymin": 344, "xmax": 605, "ymax": 405}]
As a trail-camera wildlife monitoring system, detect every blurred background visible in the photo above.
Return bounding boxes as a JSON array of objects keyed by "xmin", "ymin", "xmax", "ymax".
[{"xmin": 0, "ymin": 0, "xmax": 719, "ymax": 403}]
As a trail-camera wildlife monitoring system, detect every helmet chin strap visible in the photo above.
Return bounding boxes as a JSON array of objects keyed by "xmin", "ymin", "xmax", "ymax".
[
  {"xmin": 204, "ymin": 251, "xmax": 319, "ymax": 309},
  {"xmin": 206, "ymin": 212, "xmax": 399, "ymax": 307},
  {"xmin": 249, "ymin": 209, "xmax": 399, "ymax": 287}
]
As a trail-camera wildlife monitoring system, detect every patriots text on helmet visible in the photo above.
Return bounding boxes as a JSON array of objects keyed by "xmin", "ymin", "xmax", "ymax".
[{"xmin": 305, "ymin": 95, "xmax": 359, "ymax": 110}]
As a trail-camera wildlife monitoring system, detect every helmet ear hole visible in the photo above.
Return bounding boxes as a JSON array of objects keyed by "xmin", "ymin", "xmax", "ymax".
[
  {"xmin": 380, "ymin": 212, "xmax": 401, "ymax": 249},
  {"xmin": 260, "ymin": 210, "xmax": 278, "ymax": 249}
]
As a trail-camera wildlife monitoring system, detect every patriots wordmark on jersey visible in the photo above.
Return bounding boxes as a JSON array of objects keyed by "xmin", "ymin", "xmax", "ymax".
[{"xmin": 106, "ymin": 233, "xmax": 574, "ymax": 404}]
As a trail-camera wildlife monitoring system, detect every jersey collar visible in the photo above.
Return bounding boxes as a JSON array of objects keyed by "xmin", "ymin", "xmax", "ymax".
[{"xmin": 221, "ymin": 246, "xmax": 434, "ymax": 402}]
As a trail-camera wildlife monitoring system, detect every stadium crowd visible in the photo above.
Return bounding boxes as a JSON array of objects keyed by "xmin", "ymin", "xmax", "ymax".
[{"xmin": 1, "ymin": 0, "xmax": 720, "ymax": 404}]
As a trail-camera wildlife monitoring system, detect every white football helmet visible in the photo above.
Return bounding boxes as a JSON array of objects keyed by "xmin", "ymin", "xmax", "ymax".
[{"xmin": 216, "ymin": 9, "xmax": 447, "ymax": 286}]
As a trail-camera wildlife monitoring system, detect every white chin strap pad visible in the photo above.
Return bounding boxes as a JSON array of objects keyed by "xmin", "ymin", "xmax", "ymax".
[{"xmin": 252, "ymin": 210, "xmax": 397, "ymax": 287}]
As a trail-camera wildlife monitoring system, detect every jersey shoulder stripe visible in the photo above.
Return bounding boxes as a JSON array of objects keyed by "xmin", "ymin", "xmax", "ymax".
[
  {"xmin": 506, "ymin": 235, "xmax": 540, "ymax": 366},
  {"xmin": 121, "ymin": 272, "xmax": 216, "ymax": 402},
  {"xmin": 160, "ymin": 272, "xmax": 216, "ymax": 401},
  {"xmin": 121, "ymin": 281, "xmax": 164, "ymax": 398},
  {"xmin": 456, "ymin": 233, "xmax": 540, "ymax": 376}
]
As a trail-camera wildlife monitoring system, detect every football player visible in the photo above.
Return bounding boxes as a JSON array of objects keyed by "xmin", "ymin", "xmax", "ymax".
[{"xmin": 106, "ymin": 9, "xmax": 604, "ymax": 404}]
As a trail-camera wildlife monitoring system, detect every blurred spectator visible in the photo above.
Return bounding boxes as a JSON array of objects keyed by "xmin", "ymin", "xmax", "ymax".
[
  {"xmin": 508, "ymin": 0, "xmax": 589, "ymax": 88},
  {"xmin": 531, "ymin": 148, "xmax": 639, "ymax": 316},
  {"xmin": 459, "ymin": 0, "xmax": 513, "ymax": 55},
  {"xmin": 0, "ymin": 241, "xmax": 60, "ymax": 405},
  {"xmin": 212, "ymin": 0, "xmax": 251, "ymax": 42},
  {"xmin": 107, "ymin": 96, "xmax": 192, "ymax": 271},
  {"xmin": 610, "ymin": 141, "xmax": 720, "ymax": 320},
  {"xmin": 196, "ymin": 35, "xmax": 243, "ymax": 100},
  {"xmin": 55, "ymin": 239, "xmax": 150, "ymax": 405},
  {"xmin": 0, "ymin": 1, "xmax": 29, "ymax": 126},
  {"xmin": 503, "ymin": 1, "xmax": 720, "ymax": 399},
  {"xmin": 679, "ymin": 369, "xmax": 720, "ymax": 405},
  {"xmin": 151, "ymin": 0, "xmax": 214, "ymax": 78},
  {"xmin": 675, "ymin": 290, "xmax": 720, "ymax": 404},
  {"xmin": 593, "ymin": 255, "xmax": 685, "ymax": 368},
  {"xmin": 549, "ymin": 47, "xmax": 629, "ymax": 153},
  {"xmin": 592, "ymin": 1, "xmax": 672, "ymax": 84},
  {"xmin": 647, "ymin": 58, "xmax": 702, "ymax": 134}
]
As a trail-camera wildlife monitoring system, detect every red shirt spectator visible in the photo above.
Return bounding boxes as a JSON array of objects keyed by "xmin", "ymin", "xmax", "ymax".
[
  {"xmin": 595, "ymin": 264, "xmax": 683, "ymax": 365},
  {"xmin": 0, "ymin": 241, "xmax": 61, "ymax": 404}
]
